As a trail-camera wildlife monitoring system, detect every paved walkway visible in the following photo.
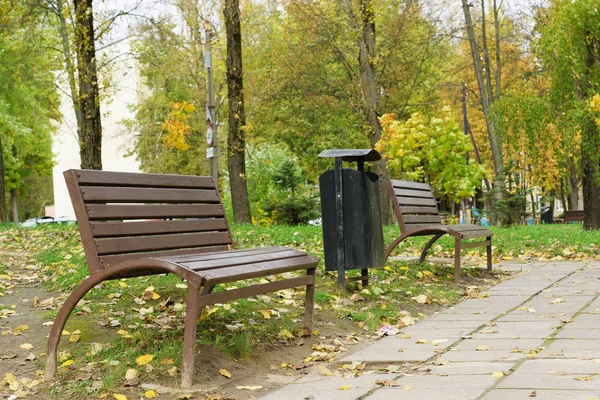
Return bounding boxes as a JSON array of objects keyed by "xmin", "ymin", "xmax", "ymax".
[{"xmin": 261, "ymin": 261, "xmax": 600, "ymax": 400}]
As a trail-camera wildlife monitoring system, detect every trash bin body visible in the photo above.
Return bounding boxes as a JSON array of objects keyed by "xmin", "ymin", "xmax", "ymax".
[
  {"xmin": 320, "ymin": 169, "xmax": 384, "ymax": 271},
  {"xmin": 318, "ymin": 149, "xmax": 385, "ymax": 286}
]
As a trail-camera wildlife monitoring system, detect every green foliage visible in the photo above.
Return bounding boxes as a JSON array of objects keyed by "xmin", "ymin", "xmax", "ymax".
[
  {"xmin": 123, "ymin": 17, "xmax": 212, "ymax": 175},
  {"xmin": 536, "ymin": 0, "xmax": 600, "ymax": 185},
  {"xmin": 259, "ymin": 155, "xmax": 319, "ymax": 225},
  {"xmin": 0, "ymin": 2, "xmax": 59, "ymax": 220},
  {"xmin": 377, "ymin": 107, "xmax": 486, "ymax": 202}
]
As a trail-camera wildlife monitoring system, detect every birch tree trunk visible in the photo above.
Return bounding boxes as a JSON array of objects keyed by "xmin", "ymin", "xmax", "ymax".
[{"xmin": 224, "ymin": 0, "xmax": 252, "ymax": 223}]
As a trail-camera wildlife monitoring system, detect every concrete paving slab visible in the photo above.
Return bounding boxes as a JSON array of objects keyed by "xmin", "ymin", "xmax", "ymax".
[
  {"xmin": 495, "ymin": 314, "xmax": 564, "ymax": 322},
  {"xmin": 554, "ymin": 329, "xmax": 600, "ymax": 339},
  {"xmin": 516, "ymin": 358, "xmax": 600, "ymax": 374},
  {"xmin": 480, "ymin": 389, "xmax": 600, "ymax": 400},
  {"xmin": 443, "ymin": 349, "xmax": 525, "ymax": 362},
  {"xmin": 366, "ymin": 388, "xmax": 487, "ymax": 400},
  {"xmin": 450, "ymin": 338, "xmax": 543, "ymax": 351},
  {"xmin": 537, "ymin": 347, "xmax": 600, "ymax": 358},
  {"xmin": 497, "ymin": 372, "xmax": 600, "ymax": 390},
  {"xmin": 546, "ymin": 338, "xmax": 600, "ymax": 349},
  {"xmin": 394, "ymin": 373, "xmax": 498, "ymax": 389},
  {"xmin": 259, "ymin": 373, "xmax": 389, "ymax": 400},
  {"xmin": 432, "ymin": 311, "xmax": 497, "ymax": 320},
  {"xmin": 421, "ymin": 361, "xmax": 516, "ymax": 376}
]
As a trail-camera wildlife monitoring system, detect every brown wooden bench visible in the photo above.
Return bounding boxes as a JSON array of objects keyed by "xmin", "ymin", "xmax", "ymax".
[
  {"xmin": 386, "ymin": 179, "xmax": 493, "ymax": 280},
  {"xmin": 564, "ymin": 210, "xmax": 585, "ymax": 223},
  {"xmin": 45, "ymin": 169, "xmax": 318, "ymax": 388}
]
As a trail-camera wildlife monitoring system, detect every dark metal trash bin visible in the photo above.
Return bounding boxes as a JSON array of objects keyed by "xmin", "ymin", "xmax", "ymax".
[{"xmin": 318, "ymin": 149, "xmax": 385, "ymax": 287}]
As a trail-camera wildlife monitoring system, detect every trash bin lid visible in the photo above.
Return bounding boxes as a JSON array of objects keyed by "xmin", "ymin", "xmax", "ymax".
[{"xmin": 318, "ymin": 149, "xmax": 381, "ymax": 162}]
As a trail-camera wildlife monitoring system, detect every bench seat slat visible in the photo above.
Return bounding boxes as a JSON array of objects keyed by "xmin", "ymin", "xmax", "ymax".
[
  {"xmin": 91, "ymin": 219, "xmax": 228, "ymax": 237},
  {"xmin": 86, "ymin": 204, "xmax": 223, "ymax": 220},
  {"xmin": 200, "ymin": 256, "xmax": 317, "ymax": 285},
  {"xmin": 96, "ymin": 232, "xmax": 232, "ymax": 255},
  {"xmin": 76, "ymin": 170, "xmax": 215, "ymax": 189},
  {"xmin": 99, "ymin": 246, "xmax": 231, "ymax": 267},
  {"xmin": 81, "ymin": 186, "xmax": 220, "ymax": 203},
  {"xmin": 182, "ymin": 249, "xmax": 306, "ymax": 271},
  {"xmin": 162, "ymin": 246, "xmax": 292, "ymax": 263}
]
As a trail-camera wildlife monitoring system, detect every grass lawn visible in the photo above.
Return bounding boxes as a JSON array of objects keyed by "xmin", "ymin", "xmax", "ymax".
[{"xmin": 0, "ymin": 222, "xmax": 598, "ymax": 397}]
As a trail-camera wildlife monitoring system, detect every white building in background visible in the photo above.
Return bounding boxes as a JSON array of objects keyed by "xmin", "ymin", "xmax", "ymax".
[{"xmin": 50, "ymin": 40, "xmax": 140, "ymax": 219}]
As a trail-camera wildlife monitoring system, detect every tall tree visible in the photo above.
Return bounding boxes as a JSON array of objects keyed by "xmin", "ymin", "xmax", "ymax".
[
  {"xmin": 461, "ymin": 0, "xmax": 504, "ymax": 193},
  {"xmin": 0, "ymin": 0, "xmax": 58, "ymax": 222},
  {"xmin": 74, "ymin": 0, "xmax": 102, "ymax": 169},
  {"xmin": 537, "ymin": 0, "xmax": 600, "ymax": 229},
  {"xmin": 224, "ymin": 0, "xmax": 251, "ymax": 223}
]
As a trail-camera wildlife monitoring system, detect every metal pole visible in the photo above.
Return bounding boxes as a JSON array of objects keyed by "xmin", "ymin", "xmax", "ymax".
[
  {"xmin": 334, "ymin": 157, "xmax": 345, "ymax": 288},
  {"xmin": 205, "ymin": 24, "xmax": 218, "ymax": 184}
]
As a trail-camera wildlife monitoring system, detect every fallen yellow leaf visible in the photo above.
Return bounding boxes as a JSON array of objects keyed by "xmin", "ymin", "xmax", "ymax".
[
  {"xmin": 144, "ymin": 390, "xmax": 157, "ymax": 398},
  {"xmin": 60, "ymin": 360, "xmax": 74, "ymax": 368},
  {"xmin": 219, "ymin": 368, "xmax": 232, "ymax": 379},
  {"xmin": 119, "ymin": 282, "xmax": 128, "ymax": 289},
  {"xmin": 113, "ymin": 394, "xmax": 128, "ymax": 400},
  {"xmin": 492, "ymin": 371, "xmax": 505, "ymax": 378},
  {"xmin": 338, "ymin": 385, "xmax": 352, "ymax": 390},
  {"xmin": 574, "ymin": 374, "xmax": 595, "ymax": 381},
  {"xmin": 125, "ymin": 368, "xmax": 138, "ymax": 380},
  {"xmin": 69, "ymin": 335, "xmax": 80, "ymax": 343},
  {"xmin": 236, "ymin": 385, "xmax": 263, "ymax": 390},
  {"xmin": 262, "ymin": 309, "xmax": 271, "ymax": 319},
  {"xmin": 135, "ymin": 354, "xmax": 154, "ymax": 366},
  {"xmin": 20, "ymin": 343, "xmax": 33, "ymax": 350}
]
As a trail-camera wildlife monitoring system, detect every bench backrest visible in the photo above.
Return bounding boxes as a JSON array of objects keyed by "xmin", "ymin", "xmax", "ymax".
[
  {"xmin": 64, "ymin": 169, "xmax": 233, "ymax": 275},
  {"xmin": 564, "ymin": 210, "xmax": 585, "ymax": 222},
  {"xmin": 388, "ymin": 179, "xmax": 441, "ymax": 231}
]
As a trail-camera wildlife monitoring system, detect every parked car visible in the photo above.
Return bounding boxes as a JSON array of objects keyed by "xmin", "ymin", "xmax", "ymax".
[{"xmin": 20, "ymin": 216, "xmax": 76, "ymax": 227}]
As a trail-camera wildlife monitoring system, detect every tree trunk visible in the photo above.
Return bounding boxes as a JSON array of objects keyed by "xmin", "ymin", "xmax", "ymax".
[
  {"xmin": 74, "ymin": 0, "xmax": 102, "ymax": 170},
  {"xmin": 492, "ymin": 0, "xmax": 502, "ymax": 100},
  {"xmin": 224, "ymin": 0, "xmax": 251, "ymax": 224},
  {"xmin": 461, "ymin": 0, "xmax": 504, "ymax": 191},
  {"xmin": 343, "ymin": 0, "xmax": 391, "ymax": 224},
  {"xmin": 10, "ymin": 189, "xmax": 18, "ymax": 223},
  {"xmin": 567, "ymin": 157, "xmax": 580, "ymax": 210},
  {"xmin": 581, "ymin": 33, "xmax": 600, "ymax": 229},
  {"xmin": 57, "ymin": 0, "xmax": 84, "ymax": 143},
  {"xmin": 0, "ymin": 133, "xmax": 5, "ymax": 222},
  {"xmin": 582, "ymin": 116, "xmax": 600, "ymax": 229}
]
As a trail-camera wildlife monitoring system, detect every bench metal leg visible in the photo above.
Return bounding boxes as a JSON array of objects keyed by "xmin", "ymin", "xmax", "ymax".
[
  {"xmin": 384, "ymin": 233, "xmax": 410, "ymax": 260},
  {"xmin": 45, "ymin": 274, "xmax": 103, "ymax": 380},
  {"xmin": 181, "ymin": 283, "xmax": 200, "ymax": 389},
  {"xmin": 304, "ymin": 268, "xmax": 316, "ymax": 331},
  {"xmin": 454, "ymin": 236, "xmax": 461, "ymax": 281},
  {"xmin": 419, "ymin": 233, "xmax": 445, "ymax": 263},
  {"xmin": 486, "ymin": 236, "xmax": 493, "ymax": 271}
]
